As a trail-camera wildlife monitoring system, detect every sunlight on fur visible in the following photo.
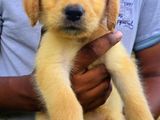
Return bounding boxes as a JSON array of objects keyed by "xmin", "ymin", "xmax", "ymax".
[{"xmin": 24, "ymin": 0, "xmax": 155, "ymax": 120}]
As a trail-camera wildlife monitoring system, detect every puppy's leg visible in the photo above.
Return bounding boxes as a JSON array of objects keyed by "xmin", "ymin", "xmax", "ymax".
[
  {"xmin": 102, "ymin": 84, "xmax": 125, "ymax": 120},
  {"xmin": 35, "ymin": 65, "xmax": 83, "ymax": 120},
  {"xmin": 84, "ymin": 84, "xmax": 125, "ymax": 120},
  {"xmin": 105, "ymin": 42, "xmax": 154, "ymax": 120}
]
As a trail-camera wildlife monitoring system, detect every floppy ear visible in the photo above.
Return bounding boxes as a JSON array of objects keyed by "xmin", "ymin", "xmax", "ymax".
[
  {"xmin": 23, "ymin": 0, "xmax": 40, "ymax": 26},
  {"xmin": 106, "ymin": 0, "xmax": 119, "ymax": 31}
]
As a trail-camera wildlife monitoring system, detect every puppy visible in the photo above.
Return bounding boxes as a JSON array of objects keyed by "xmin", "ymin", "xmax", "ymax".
[{"xmin": 24, "ymin": 0, "xmax": 154, "ymax": 120}]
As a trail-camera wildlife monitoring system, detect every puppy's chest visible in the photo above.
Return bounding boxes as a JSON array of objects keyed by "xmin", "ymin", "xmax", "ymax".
[
  {"xmin": 59, "ymin": 41, "xmax": 105, "ymax": 72},
  {"xmin": 57, "ymin": 40, "xmax": 86, "ymax": 71}
]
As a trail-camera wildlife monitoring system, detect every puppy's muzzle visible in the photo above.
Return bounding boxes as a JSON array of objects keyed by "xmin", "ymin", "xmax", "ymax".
[
  {"xmin": 64, "ymin": 5, "xmax": 85, "ymax": 22},
  {"xmin": 61, "ymin": 4, "xmax": 86, "ymax": 35}
]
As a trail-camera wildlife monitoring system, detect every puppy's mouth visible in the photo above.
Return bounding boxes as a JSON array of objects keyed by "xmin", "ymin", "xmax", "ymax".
[
  {"xmin": 59, "ymin": 20, "xmax": 86, "ymax": 35},
  {"xmin": 64, "ymin": 25, "xmax": 81, "ymax": 30}
]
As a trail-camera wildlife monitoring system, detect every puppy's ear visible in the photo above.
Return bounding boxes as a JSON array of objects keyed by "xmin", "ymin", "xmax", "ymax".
[
  {"xmin": 106, "ymin": 0, "xmax": 119, "ymax": 31},
  {"xmin": 23, "ymin": 0, "xmax": 40, "ymax": 26}
]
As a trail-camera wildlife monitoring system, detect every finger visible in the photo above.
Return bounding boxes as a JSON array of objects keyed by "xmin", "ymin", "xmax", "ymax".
[
  {"xmin": 72, "ymin": 64, "xmax": 110, "ymax": 93},
  {"xmin": 84, "ymin": 95, "xmax": 107, "ymax": 112},
  {"xmin": 79, "ymin": 79, "xmax": 110, "ymax": 106},
  {"xmin": 84, "ymin": 82, "xmax": 112, "ymax": 112},
  {"xmin": 72, "ymin": 31, "xmax": 122, "ymax": 74},
  {"xmin": 106, "ymin": 0, "xmax": 109, "ymax": 6}
]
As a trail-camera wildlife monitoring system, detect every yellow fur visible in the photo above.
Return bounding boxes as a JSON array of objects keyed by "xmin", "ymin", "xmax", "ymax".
[{"xmin": 24, "ymin": 0, "xmax": 154, "ymax": 120}]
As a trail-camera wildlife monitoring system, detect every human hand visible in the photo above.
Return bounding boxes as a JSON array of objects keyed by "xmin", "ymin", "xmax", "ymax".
[{"xmin": 71, "ymin": 31, "xmax": 122, "ymax": 112}]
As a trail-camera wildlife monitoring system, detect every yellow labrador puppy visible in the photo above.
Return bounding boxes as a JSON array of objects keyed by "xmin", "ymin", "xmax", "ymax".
[{"xmin": 24, "ymin": 0, "xmax": 154, "ymax": 120}]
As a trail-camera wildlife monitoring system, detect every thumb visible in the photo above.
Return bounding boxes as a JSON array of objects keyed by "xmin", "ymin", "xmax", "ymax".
[{"xmin": 72, "ymin": 31, "xmax": 122, "ymax": 74}]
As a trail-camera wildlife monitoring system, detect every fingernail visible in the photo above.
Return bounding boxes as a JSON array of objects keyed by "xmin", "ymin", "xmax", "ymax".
[
  {"xmin": 115, "ymin": 31, "xmax": 123, "ymax": 39},
  {"xmin": 110, "ymin": 31, "xmax": 123, "ymax": 44}
]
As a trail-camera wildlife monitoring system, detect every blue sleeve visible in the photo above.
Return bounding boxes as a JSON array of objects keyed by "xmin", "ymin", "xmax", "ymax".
[{"xmin": 134, "ymin": 0, "xmax": 160, "ymax": 51}]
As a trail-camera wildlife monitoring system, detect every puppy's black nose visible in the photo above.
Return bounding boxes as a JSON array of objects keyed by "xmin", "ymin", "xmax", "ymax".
[{"xmin": 65, "ymin": 5, "xmax": 84, "ymax": 22}]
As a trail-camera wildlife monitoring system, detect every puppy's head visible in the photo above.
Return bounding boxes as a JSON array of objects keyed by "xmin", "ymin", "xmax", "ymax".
[{"xmin": 24, "ymin": 0, "xmax": 119, "ymax": 39}]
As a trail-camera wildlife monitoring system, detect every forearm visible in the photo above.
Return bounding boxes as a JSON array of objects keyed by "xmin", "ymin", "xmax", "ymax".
[
  {"xmin": 0, "ymin": 75, "xmax": 42, "ymax": 112},
  {"xmin": 136, "ymin": 43, "xmax": 160, "ymax": 118},
  {"xmin": 143, "ymin": 76, "xmax": 160, "ymax": 119}
]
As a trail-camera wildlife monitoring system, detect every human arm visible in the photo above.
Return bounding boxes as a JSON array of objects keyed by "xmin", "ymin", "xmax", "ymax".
[
  {"xmin": 133, "ymin": 0, "xmax": 160, "ymax": 118},
  {"xmin": 0, "ymin": 75, "xmax": 42, "ymax": 112},
  {"xmin": 0, "ymin": 0, "xmax": 42, "ymax": 112},
  {"xmin": 0, "ymin": 32, "xmax": 121, "ymax": 112},
  {"xmin": 135, "ymin": 43, "xmax": 160, "ymax": 119}
]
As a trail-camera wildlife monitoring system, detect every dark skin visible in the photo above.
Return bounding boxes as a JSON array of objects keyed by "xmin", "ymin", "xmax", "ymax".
[
  {"xmin": 0, "ymin": 31, "xmax": 160, "ymax": 119},
  {"xmin": 71, "ymin": 31, "xmax": 122, "ymax": 112},
  {"xmin": 136, "ymin": 43, "xmax": 160, "ymax": 119},
  {"xmin": 0, "ymin": 76, "xmax": 41, "ymax": 112}
]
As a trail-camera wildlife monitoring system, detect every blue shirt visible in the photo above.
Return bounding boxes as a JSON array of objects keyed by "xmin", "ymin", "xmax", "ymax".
[
  {"xmin": 0, "ymin": 0, "xmax": 160, "ymax": 119},
  {"xmin": 0, "ymin": 0, "xmax": 41, "ymax": 76}
]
